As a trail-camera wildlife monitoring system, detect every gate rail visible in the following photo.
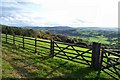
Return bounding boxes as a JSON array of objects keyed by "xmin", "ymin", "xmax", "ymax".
[
  {"xmin": 53, "ymin": 41, "xmax": 92, "ymax": 65},
  {"xmin": 100, "ymin": 49, "xmax": 120, "ymax": 79}
]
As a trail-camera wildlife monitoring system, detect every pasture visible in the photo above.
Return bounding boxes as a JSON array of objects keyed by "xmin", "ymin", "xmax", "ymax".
[
  {"xmin": 1, "ymin": 34, "xmax": 119, "ymax": 79},
  {"xmin": 70, "ymin": 36, "xmax": 110, "ymax": 44}
]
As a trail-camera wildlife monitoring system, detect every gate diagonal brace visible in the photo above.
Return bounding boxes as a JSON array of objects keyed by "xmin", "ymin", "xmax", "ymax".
[
  {"xmin": 54, "ymin": 42, "xmax": 70, "ymax": 59},
  {"xmin": 104, "ymin": 53, "xmax": 120, "ymax": 77},
  {"xmin": 70, "ymin": 45, "xmax": 91, "ymax": 65}
]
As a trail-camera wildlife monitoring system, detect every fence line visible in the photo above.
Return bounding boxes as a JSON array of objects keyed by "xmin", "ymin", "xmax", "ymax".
[
  {"xmin": 3, "ymin": 34, "xmax": 51, "ymax": 54},
  {"xmin": 2, "ymin": 33, "xmax": 95, "ymax": 65},
  {"xmin": 1, "ymin": 34, "xmax": 100, "ymax": 65},
  {"xmin": 2, "ymin": 33, "xmax": 120, "ymax": 79}
]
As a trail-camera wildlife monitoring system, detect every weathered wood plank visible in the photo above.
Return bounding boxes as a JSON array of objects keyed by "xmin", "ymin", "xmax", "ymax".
[{"xmin": 91, "ymin": 42, "xmax": 101, "ymax": 70}]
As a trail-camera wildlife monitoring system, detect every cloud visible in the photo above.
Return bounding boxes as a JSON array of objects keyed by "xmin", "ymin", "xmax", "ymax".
[
  {"xmin": 75, "ymin": 19, "xmax": 86, "ymax": 23},
  {"xmin": 1, "ymin": 1, "xmax": 21, "ymax": 17},
  {"xmin": 1, "ymin": 0, "xmax": 43, "ymax": 23},
  {"xmin": 1, "ymin": 6, "xmax": 20, "ymax": 11}
]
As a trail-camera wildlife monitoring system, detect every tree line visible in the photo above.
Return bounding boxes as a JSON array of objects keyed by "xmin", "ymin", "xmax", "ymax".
[{"xmin": 2, "ymin": 25, "xmax": 91, "ymax": 46}]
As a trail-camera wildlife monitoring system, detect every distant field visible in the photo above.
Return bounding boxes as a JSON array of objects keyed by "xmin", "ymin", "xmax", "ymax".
[{"xmin": 70, "ymin": 36, "xmax": 111, "ymax": 44}]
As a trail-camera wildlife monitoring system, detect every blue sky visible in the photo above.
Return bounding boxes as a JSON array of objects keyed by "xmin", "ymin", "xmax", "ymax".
[{"xmin": 0, "ymin": 0, "xmax": 119, "ymax": 27}]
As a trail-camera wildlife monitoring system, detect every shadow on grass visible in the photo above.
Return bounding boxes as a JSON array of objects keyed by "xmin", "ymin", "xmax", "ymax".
[{"xmin": 2, "ymin": 42, "xmax": 107, "ymax": 79}]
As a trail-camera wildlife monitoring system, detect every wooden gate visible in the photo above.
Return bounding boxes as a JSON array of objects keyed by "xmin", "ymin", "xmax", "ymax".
[
  {"xmin": 100, "ymin": 49, "xmax": 120, "ymax": 79},
  {"xmin": 52, "ymin": 41, "xmax": 92, "ymax": 66}
]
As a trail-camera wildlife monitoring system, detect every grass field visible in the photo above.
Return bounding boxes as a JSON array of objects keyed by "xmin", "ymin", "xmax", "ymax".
[
  {"xmin": 1, "ymin": 34, "xmax": 119, "ymax": 79},
  {"xmin": 70, "ymin": 36, "xmax": 110, "ymax": 44}
]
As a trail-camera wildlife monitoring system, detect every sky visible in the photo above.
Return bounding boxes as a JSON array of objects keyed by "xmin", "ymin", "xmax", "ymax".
[{"xmin": 0, "ymin": 0, "xmax": 119, "ymax": 27}]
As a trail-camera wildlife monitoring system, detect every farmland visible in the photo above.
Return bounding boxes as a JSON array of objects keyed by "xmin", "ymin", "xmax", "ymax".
[
  {"xmin": 27, "ymin": 26, "xmax": 118, "ymax": 45},
  {"xmin": 21, "ymin": 26, "xmax": 119, "ymax": 50},
  {"xmin": 1, "ymin": 25, "xmax": 120, "ymax": 79},
  {"xmin": 1, "ymin": 33, "xmax": 120, "ymax": 79},
  {"xmin": 1, "ymin": 0, "xmax": 119, "ymax": 79},
  {"xmin": 2, "ymin": 25, "xmax": 119, "ymax": 49}
]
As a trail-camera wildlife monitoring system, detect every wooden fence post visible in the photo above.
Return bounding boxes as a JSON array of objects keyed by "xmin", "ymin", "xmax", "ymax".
[
  {"xmin": 50, "ymin": 40, "xmax": 54, "ymax": 57},
  {"xmin": 22, "ymin": 35, "xmax": 25, "ymax": 48},
  {"xmin": 35, "ymin": 38, "xmax": 37, "ymax": 53},
  {"xmin": 91, "ymin": 42, "xmax": 101, "ymax": 70},
  {"xmin": 13, "ymin": 35, "xmax": 15, "ymax": 45}
]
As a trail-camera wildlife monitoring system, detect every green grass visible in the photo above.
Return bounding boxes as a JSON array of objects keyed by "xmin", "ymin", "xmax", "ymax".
[
  {"xmin": 1, "ymin": 34, "xmax": 119, "ymax": 79},
  {"xmin": 2, "ymin": 42, "xmax": 111, "ymax": 79},
  {"xmin": 70, "ymin": 36, "xmax": 110, "ymax": 44}
]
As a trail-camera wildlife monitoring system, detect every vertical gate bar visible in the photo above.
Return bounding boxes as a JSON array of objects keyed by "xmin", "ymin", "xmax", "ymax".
[
  {"xmin": 35, "ymin": 38, "xmax": 37, "ymax": 53},
  {"xmin": 22, "ymin": 35, "xmax": 25, "ymax": 48},
  {"xmin": 5, "ymin": 28, "xmax": 7, "ymax": 43},
  {"xmin": 13, "ymin": 35, "xmax": 15, "ymax": 45},
  {"xmin": 50, "ymin": 40, "xmax": 54, "ymax": 57},
  {"xmin": 97, "ymin": 48, "xmax": 104, "ymax": 75},
  {"xmin": 107, "ymin": 52, "xmax": 110, "ymax": 63}
]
